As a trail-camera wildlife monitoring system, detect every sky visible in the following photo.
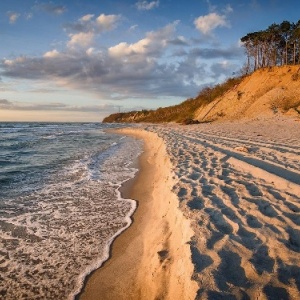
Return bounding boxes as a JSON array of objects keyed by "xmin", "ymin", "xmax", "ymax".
[{"xmin": 0, "ymin": 0, "xmax": 299, "ymax": 122}]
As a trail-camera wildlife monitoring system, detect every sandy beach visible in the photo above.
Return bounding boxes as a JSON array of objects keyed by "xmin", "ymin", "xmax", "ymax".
[
  {"xmin": 79, "ymin": 129, "xmax": 197, "ymax": 300},
  {"xmin": 80, "ymin": 116, "xmax": 300, "ymax": 300}
]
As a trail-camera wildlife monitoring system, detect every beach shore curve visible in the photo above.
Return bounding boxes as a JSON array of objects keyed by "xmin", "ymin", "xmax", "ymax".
[{"xmin": 78, "ymin": 128, "xmax": 198, "ymax": 300}]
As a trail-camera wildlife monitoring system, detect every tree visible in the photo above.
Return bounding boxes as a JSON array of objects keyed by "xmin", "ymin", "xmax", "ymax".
[
  {"xmin": 266, "ymin": 23, "xmax": 281, "ymax": 66},
  {"xmin": 240, "ymin": 20, "xmax": 300, "ymax": 71},
  {"xmin": 292, "ymin": 20, "xmax": 300, "ymax": 64},
  {"xmin": 280, "ymin": 21, "xmax": 292, "ymax": 65}
]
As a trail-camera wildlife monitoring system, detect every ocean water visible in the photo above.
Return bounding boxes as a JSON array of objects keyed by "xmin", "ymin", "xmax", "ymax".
[{"xmin": 0, "ymin": 122, "xmax": 142, "ymax": 299}]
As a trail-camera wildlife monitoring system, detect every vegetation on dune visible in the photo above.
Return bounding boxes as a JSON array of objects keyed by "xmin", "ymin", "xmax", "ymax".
[
  {"xmin": 103, "ymin": 20, "xmax": 300, "ymax": 124},
  {"xmin": 102, "ymin": 76, "xmax": 244, "ymax": 123}
]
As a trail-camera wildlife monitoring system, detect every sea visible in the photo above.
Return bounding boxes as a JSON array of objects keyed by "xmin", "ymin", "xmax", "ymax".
[{"xmin": 0, "ymin": 122, "xmax": 143, "ymax": 300}]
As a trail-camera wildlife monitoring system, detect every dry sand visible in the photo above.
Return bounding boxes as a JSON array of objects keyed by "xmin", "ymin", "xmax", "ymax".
[
  {"xmin": 147, "ymin": 116, "xmax": 300, "ymax": 299},
  {"xmin": 80, "ymin": 115, "xmax": 300, "ymax": 300}
]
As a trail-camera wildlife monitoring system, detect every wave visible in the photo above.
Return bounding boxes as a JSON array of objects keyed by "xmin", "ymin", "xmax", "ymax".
[{"xmin": 0, "ymin": 123, "xmax": 142, "ymax": 299}]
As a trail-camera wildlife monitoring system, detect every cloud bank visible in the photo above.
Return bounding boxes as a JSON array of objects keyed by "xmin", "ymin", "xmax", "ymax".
[
  {"xmin": 1, "ymin": 18, "xmax": 242, "ymax": 101},
  {"xmin": 0, "ymin": 98, "xmax": 116, "ymax": 113},
  {"xmin": 1, "ymin": 1, "xmax": 242, "ymax": 106}
]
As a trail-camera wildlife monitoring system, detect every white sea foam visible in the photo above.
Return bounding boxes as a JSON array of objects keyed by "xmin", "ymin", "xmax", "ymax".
[
  {"xmin": 72, "ymin": 179, "xmax": 138, "ymax": 300},
  {"xmin": 0, "ymin": 126, "xmax": 142, "ymax": 300},
  {"xmin": 71, "ymin": 135, "xmax": 142, "ymax": 299}
]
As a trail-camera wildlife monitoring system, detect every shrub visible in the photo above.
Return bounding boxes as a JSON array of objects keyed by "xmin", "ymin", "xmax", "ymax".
[
  {"xmin": 103, "ymin": 75, "xmax": 245, "ymax": 123},
  {"xmin": 237, "ymin": 91, "xmax": 244, "ymax": 100},
  {"xmin": 292, "ymin": 73, "xmax": 299, "ymax": 81}
]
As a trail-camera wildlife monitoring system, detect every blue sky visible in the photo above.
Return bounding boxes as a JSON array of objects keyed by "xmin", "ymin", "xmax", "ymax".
[{"xmin": 0, "ymin": 0, "xmax": 299, "ymax": 121}]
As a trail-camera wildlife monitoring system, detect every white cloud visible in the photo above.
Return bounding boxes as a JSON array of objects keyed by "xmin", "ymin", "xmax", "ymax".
[
  {"xmin": 109, "ymin": 40, "xmax": 149, "ymax": 57},
  {"xmin": 86, "ymin": 48, "xmax": 95, "ymax": 56},
  {"xmin": 136, "ymin": 1, "xmax": 159, "ymax": 11},
  {"xmin": 67, "ymin": 32, "xmax": 94, "ymax": 48},
  {"xmin": 194, "ymin": 12, "xmax": 229, "ymax": 35},
  {"xmin": 43, "ymin": 50, "xmax": 60, "ymax": 58},
  {"xmin": 96, "ymin": 14, "xmax": 120, "ymax": 31},
  {"xmin": 7, "ymin": 12, "xmax": 20, "ymax": 24},
  {"xmin": 64, "ymin": 13, "xmax": 120, "ymax": 36},
  {"xmin": 109, "ymin": 22, "xmax": 177, "ymax": 59},
  {"xmin": 80, "ymin": 14, "xmax": 94, "ymax": 22},
  {"xmin": 4, "ymin": 57, "xmax": 26, "ymax": 66},
  {"xmin": 4, "ymin": 60, "xmax": 14, "ymax": 66}
]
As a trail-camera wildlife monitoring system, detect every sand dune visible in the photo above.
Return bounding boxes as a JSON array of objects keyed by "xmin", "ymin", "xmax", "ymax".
[
  {"xmin": 195, "ymin": 66, "xmax": 300, "ymax": 122},
  {"xmin": 143, "ymin": 116, "xmax": 300, "ymax": 299}
]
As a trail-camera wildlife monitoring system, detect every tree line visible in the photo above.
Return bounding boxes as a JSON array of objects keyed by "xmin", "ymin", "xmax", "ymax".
[{"xmin": 241, "ymin": 20, "xmax": 300, "ymax": 73}]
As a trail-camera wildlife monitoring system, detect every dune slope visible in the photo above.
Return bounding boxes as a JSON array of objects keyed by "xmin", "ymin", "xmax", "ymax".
[{"xmin": 195, "ymin": 66, "xmax": 300, "ymax": 122}]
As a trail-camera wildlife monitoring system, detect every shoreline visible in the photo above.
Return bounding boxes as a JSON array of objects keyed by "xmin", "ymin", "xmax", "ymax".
[{"xmin": 78, "ymin": 128, "xmax": 197, "ymax": 300}]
